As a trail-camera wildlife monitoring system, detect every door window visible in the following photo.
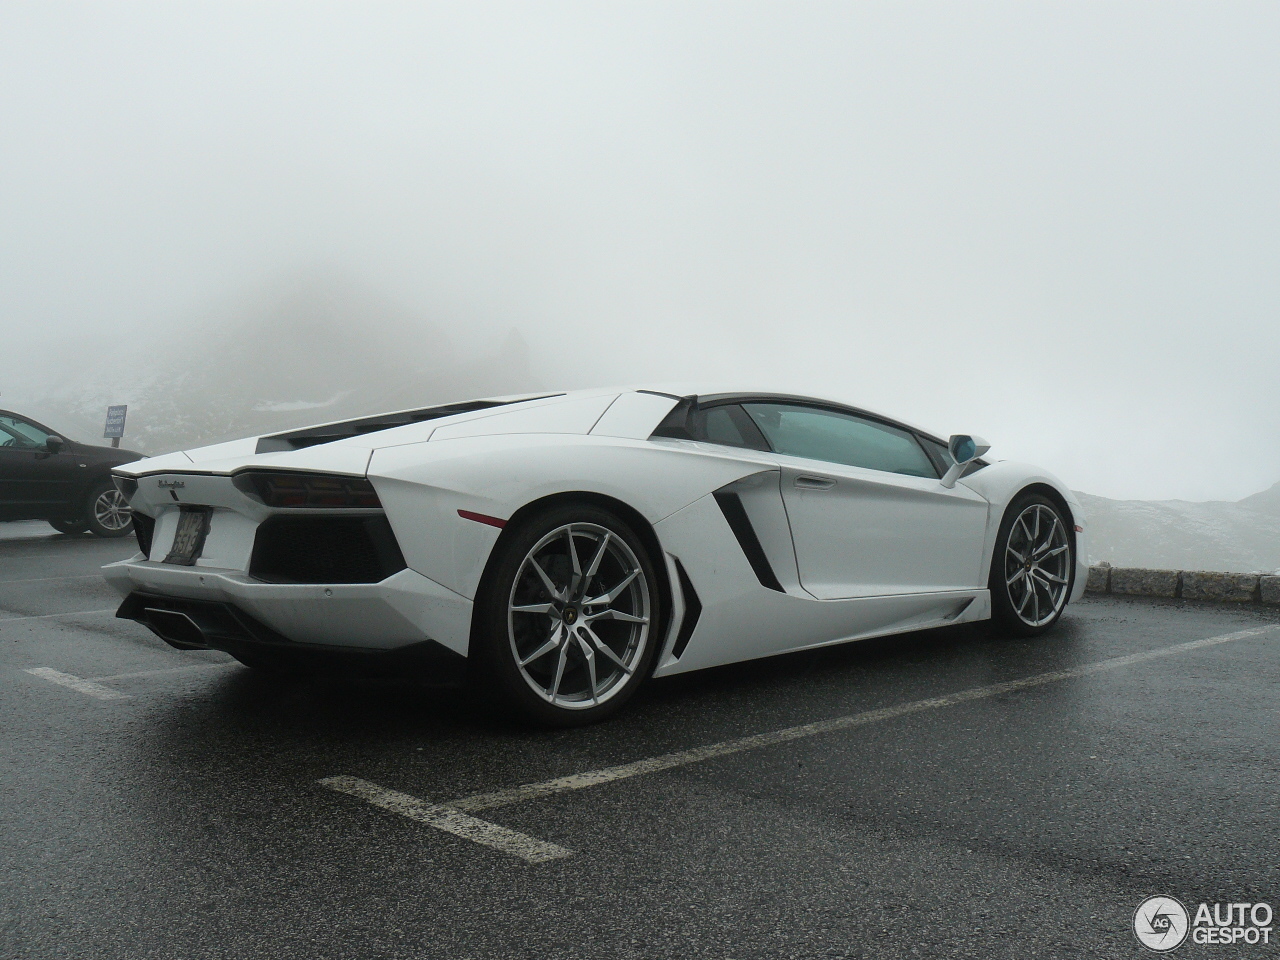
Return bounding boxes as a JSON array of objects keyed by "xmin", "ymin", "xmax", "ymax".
[
  {"xmin": 917, "ymin": 435, "xmax": 951, "ymax": 475},
  {"xmin": 0, "ymin": 415, "xmax": 50, "ymax": 449},
  {"xmin": 742, "ymin": 403, "xmax": 937, "ymax": 478}
]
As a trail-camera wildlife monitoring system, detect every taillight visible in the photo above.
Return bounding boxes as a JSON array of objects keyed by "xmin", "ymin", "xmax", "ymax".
[
  {"xmin": 232, "ymin": 471, "xmax": 383, "ymax": 509},
  {"xmin": 113, "ymin": 475, "xmax": 139, "ymax": 501}
]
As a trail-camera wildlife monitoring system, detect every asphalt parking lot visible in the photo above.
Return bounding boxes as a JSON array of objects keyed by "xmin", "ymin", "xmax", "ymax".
[{"xmin": 2, "ymin": 527, "xmax": 1278, "ymax": 960}]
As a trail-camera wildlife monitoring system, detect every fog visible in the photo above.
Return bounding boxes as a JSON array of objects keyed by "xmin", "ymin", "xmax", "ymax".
[{"xmin": 2, "ymin": 2, "xmax": 1277, "ymax": 501}]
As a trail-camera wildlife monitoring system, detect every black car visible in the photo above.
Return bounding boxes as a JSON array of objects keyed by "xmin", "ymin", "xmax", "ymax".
[{"xmin": 0, "ymin": 410, "xmax": 143, "ymax": 538}]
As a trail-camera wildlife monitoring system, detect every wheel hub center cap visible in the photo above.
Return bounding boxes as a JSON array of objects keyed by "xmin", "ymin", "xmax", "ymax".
[{"xmin": 562, "ymin": 607, "xmax": 578, "ymax": 625}]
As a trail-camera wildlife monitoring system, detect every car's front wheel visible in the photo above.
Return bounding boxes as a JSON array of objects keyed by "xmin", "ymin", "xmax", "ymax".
[
  {"xmin": 84, "ymin": 480, "xmax": 134, "ymax": 538},
  {"xmin": 472, "ymin": 503, "xmax": 664, "ymax": 726},
  {"xmin": 988, "ymin": 493, "xmax": 1074, "ymax": 636}
]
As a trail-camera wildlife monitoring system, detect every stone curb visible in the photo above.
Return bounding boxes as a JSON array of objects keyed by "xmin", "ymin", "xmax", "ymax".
[{"xmin": 1086, "ymin": 566, "xmax": 1280, "ymax": 604}]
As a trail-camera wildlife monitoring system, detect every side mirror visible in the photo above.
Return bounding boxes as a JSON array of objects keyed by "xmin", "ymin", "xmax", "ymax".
[
  {"xmin": 940, "ymin": 434, "xmax": 990, "ymax": 488},
  {"xmin": 45, "ymin": 435, "xmax": 65, "ymax": 454}
]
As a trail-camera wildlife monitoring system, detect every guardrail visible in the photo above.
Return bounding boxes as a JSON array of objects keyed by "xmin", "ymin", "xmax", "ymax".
[{"xmin": 1086, "ymin": 565, "xmax": 1280, "ymax": 604}]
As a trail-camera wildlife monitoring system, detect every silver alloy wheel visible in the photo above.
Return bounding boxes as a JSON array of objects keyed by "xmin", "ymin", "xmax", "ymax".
[
  {"xmin": 93, "ymin": 488, "xmax": 133, "ymax": 532},
  {"xmin": 507, "ymin": 522, "xmax": 651, "ymax": 710},
  {"xmin": 1003, "ymin": 503, "xmax": 1071, "ymax": 627}
]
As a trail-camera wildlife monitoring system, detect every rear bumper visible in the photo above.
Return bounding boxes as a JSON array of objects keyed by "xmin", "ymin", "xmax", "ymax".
[
  {"xmin": 118, "ymin": 591, "xmax": 290, "ymax": 650},
  {"xmin": 102, "ymin": 558, "xmax": 474, "ymax": 656},
  {"xmin": 115, "ymin": 591, "xmax": 468, "ymax": 679}
]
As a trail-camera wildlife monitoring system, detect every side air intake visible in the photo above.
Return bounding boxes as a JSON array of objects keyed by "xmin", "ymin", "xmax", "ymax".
[
  {"xmin": 712, "ymin": 490, "xmax": 785, "ymax": 593},
  {"xmin": 670, "ymin": 557, "xmax": 703, "ymax": 660}
]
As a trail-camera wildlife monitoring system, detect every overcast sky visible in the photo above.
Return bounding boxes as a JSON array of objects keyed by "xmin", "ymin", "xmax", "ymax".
[{"xmin": 2, "ymin": 2, "xmax": 1277, "ymax": 501}]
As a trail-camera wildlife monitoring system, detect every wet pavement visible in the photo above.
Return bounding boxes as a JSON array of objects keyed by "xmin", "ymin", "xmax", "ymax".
[{"xmin": 2, "ymin": 526, "xmax": 1278, "ymax": 959}]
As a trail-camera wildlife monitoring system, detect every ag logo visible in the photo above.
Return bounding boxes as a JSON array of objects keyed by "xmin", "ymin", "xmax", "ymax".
[{"xmin": 1134, "ymin": 896, "xmax": 1190, "ymax": 952}]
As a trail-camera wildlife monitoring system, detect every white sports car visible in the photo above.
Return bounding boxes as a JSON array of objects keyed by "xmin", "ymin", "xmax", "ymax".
[{"xmin": 105, "ymin": 387, "xmax": 1087, "ymax": 724}]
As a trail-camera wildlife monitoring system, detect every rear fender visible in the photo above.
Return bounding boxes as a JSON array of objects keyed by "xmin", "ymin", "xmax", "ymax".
[{"xmin": 368, "ymin": 434, "xmax": 780, "ymax": 599}]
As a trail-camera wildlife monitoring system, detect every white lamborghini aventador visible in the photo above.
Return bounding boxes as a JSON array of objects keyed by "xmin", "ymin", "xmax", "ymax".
[{"xmin": 104, "ymin": 387, "xmax": 1087, "ymax": 724}]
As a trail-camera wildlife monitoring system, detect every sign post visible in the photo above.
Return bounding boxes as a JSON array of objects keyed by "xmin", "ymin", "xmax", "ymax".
[{"xmin": 103, "ymin": 405, "xmax": 127, "ymax": 449}]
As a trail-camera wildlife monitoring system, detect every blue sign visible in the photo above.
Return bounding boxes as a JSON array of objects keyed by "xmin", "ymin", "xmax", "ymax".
[{"xmin": 103, "ymin": 404, "xmax": 128, "ymax": 439}]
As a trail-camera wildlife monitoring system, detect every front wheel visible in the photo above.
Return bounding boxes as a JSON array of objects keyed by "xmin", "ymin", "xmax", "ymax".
[
  {"xmin": 84, "ymin": 480, "xmax": 134, "ymax": 538},
  {"xmin": 988, "ymin": 494, "xmax": 1074, "ymax": 636},
  {"xmin": 472, "ymin": 504, "xmax": 664, "ymax": 726}
]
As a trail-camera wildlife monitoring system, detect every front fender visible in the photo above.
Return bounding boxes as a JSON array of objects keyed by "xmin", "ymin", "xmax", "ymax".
[{"xmin": 960, "ymin": 461, "xmax": 1087, "ymax": 602}]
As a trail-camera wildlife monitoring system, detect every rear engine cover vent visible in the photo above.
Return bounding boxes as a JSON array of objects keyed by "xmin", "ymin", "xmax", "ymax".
[{"xmin": 250, "ymin": 516, "xmax": 407, "ymax": 584}]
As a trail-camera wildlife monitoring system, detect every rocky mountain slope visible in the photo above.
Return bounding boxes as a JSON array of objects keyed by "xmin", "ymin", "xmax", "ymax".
[
  {"xmin": 1076, "ymin": 482, "xmax": 1280, "ymax": 574},
  {"xmin": 27, "ymin": 281, "xmax": 540, "ymax": 457}
]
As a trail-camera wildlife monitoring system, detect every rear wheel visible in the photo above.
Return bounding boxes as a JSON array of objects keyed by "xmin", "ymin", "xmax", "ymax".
[
  {"xmin": 84, "ymin": 480, "xmax": 133, "ymax": 538},
  {"xmin": 49, "ymin": 518, "xmax": 88, "ymax": 535},
  {"xmin": 472, "ymin": 503, "xmax": 663, "ymax": 726},
  {"xmin": 988, "ymin": 494, "xmax": 1074, "ymax": 636}
]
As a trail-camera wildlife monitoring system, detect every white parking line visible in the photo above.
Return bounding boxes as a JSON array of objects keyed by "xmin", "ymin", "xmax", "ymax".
[
  {"xmin": 0, "ymin": 608, "xmax": 116, "ymax": 624},
  {"xmin": 23, "ymin": 667, "xmax": 132, "ymax": 701},
  {"xmin": 0, "ymin": 574, "xmax": 103, "ymax": 585},
  {"xmin": 319, "ymin": 776, "xmax": 571, "ymax": 864},
  {"xmin": 23, "ymin": 660, "xmax": 238, "ymax": 698},
  {"xmin": 321, "ymin": 626, "xmax": 1273, "ymax": 861},
  {"xmin": 91, "ymin": 662, "xmax": 237, "ymax": 681},
  {"xmin": 448, "ymin": 625, "xmax": 1275, "ymax": 813}
]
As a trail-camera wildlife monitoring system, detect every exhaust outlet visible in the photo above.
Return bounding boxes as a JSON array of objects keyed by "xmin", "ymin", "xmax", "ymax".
[{"xmin": 141, "ymin": 608, "xmax": 209, "ymax": 649}]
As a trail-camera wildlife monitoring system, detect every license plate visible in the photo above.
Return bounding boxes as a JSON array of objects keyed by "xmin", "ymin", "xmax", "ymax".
[{"xmin": 163, "ymin": 507, "xmax": 212, "ymax": 566}]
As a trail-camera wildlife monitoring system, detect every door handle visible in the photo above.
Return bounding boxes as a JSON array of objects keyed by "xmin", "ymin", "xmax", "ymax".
[{"xmin": 794, "ymin": 475, "xmax": 835, "ymax": 490}]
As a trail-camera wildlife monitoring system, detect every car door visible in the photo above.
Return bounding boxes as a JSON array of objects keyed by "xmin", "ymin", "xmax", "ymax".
[
  {"xmin": 0, "ymin": 414, "xmax": 83, "ymax": 517},
  {"xmin": 740, "ymin": 401, "xmax": 990, "ymax": 600},
  {"xmin": 0, "ymin": 440, "xmax": 33, "ymax": 519}
]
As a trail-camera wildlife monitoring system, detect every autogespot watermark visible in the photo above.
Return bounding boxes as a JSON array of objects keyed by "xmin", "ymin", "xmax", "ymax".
[{"xmin": 1133, "ymin": 895, "xmax": 1274, "ymax": 952}]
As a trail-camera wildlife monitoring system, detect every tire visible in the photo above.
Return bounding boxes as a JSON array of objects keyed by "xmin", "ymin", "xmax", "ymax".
[
  {"xmin": 471, "ymin": 503, "xmax": 665, "ymax": 727},
  {"xmin": 48, "ymin": 518, "xmax": 88, "ymax": 535},
  {"xmin": 84, "ymin": 480, "xmax": 134, "ymax": 538},
  {"xmin": 988, "ymin": 493, "xmax": 1075, "ymax": 636}
]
